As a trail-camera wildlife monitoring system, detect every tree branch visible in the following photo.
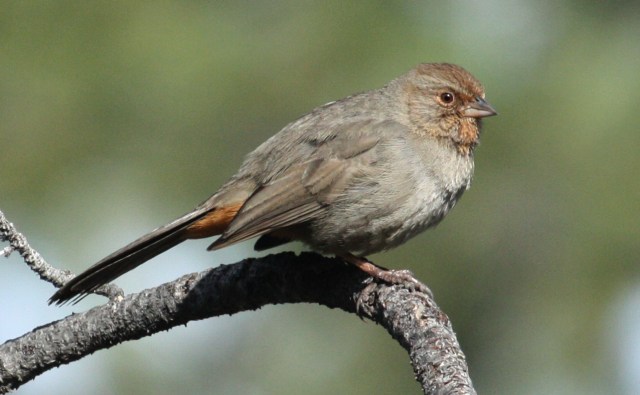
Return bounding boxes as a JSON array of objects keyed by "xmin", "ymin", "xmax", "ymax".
[
  {"xmin": 0, "ymin": 210, "xmax": 122, "ymax": 299},
  {"xmin": 0, "ymin": 211, "xmax": 476, "ymax": 394}
]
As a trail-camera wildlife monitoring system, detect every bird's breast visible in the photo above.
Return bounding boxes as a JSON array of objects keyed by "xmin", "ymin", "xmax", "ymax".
[{"xmin": 304, "ymin": 147, "xmax": 474, "ymax": 256}]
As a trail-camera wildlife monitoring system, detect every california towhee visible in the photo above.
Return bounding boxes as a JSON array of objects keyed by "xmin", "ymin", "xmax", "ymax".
[{"xmin": 50, "ymin": 63, "xmax": 496, "ymax": 305}]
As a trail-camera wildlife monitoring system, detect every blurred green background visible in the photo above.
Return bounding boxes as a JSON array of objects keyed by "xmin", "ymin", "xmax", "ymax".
[{"xmin": 2, "ymin": 1, "xmax": 639, "ymax": 394}]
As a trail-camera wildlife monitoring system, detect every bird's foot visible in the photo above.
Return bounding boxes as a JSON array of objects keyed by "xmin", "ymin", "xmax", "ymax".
[
  {"xmin": 371, "ymin": 268, "xmax": 433, "ymax": 297},
  {"xmin": 340, "ymin": 254, "xmax": 433, "ymax": 314}
]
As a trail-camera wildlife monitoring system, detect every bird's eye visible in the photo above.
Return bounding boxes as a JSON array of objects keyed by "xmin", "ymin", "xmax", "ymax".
[{"xmin": 438, "ymin": 92, "xmax": 455, "ymax": 105}]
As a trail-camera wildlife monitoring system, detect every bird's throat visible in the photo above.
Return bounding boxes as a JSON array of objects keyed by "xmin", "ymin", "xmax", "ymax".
[{"xmin": 454, "ymin": 118, "xmax": 480, "ymax": 156}]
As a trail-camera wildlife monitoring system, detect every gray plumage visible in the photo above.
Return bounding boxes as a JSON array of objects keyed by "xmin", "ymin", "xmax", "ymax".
[{"xmin": 50, "ymin": 63, "xmax": 495, "ymax": 305}]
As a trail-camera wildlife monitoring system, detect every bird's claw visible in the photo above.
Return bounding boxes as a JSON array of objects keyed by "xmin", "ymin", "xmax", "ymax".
[{"xmin": 376, "ymin": 269, "xmax": 434, "ymax": 299}]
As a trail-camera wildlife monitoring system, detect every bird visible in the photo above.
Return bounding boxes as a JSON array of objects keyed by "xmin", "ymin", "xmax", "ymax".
[{"xmin": 49, "ymin": 63, "xmax": 496, "ymax": 305}]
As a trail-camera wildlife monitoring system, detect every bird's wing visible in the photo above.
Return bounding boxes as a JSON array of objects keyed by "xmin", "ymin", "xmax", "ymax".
[{"xmin": 207, "ymin": 119, "xmax": 405, "ymax": 250}]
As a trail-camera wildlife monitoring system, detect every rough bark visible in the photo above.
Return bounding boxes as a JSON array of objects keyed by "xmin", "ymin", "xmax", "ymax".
[{"xmin": 0, "ymin": 210, "xmax": 475, "ymax": 394}]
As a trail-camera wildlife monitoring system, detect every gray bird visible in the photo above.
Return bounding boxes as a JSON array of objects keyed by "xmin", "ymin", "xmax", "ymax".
[{"xmin": 50, "ymin": 63, "xmax": 496, "ymax": 305}]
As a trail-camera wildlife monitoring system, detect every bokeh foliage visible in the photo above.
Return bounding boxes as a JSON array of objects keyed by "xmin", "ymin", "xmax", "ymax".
[{"xmin": 2, "ymin": 2, "xmax": 639, "ymax": 394}]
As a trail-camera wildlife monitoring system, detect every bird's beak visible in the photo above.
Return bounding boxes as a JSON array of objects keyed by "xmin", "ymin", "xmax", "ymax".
[{"xmin": 462, "ymin": 97, "xmax": 497, "ymax": 118}]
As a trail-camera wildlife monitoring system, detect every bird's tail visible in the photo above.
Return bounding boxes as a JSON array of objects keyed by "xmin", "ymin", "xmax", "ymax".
[{"xmin": 49, "ymin": 207, "xmax": 212, "ymax": 305}]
